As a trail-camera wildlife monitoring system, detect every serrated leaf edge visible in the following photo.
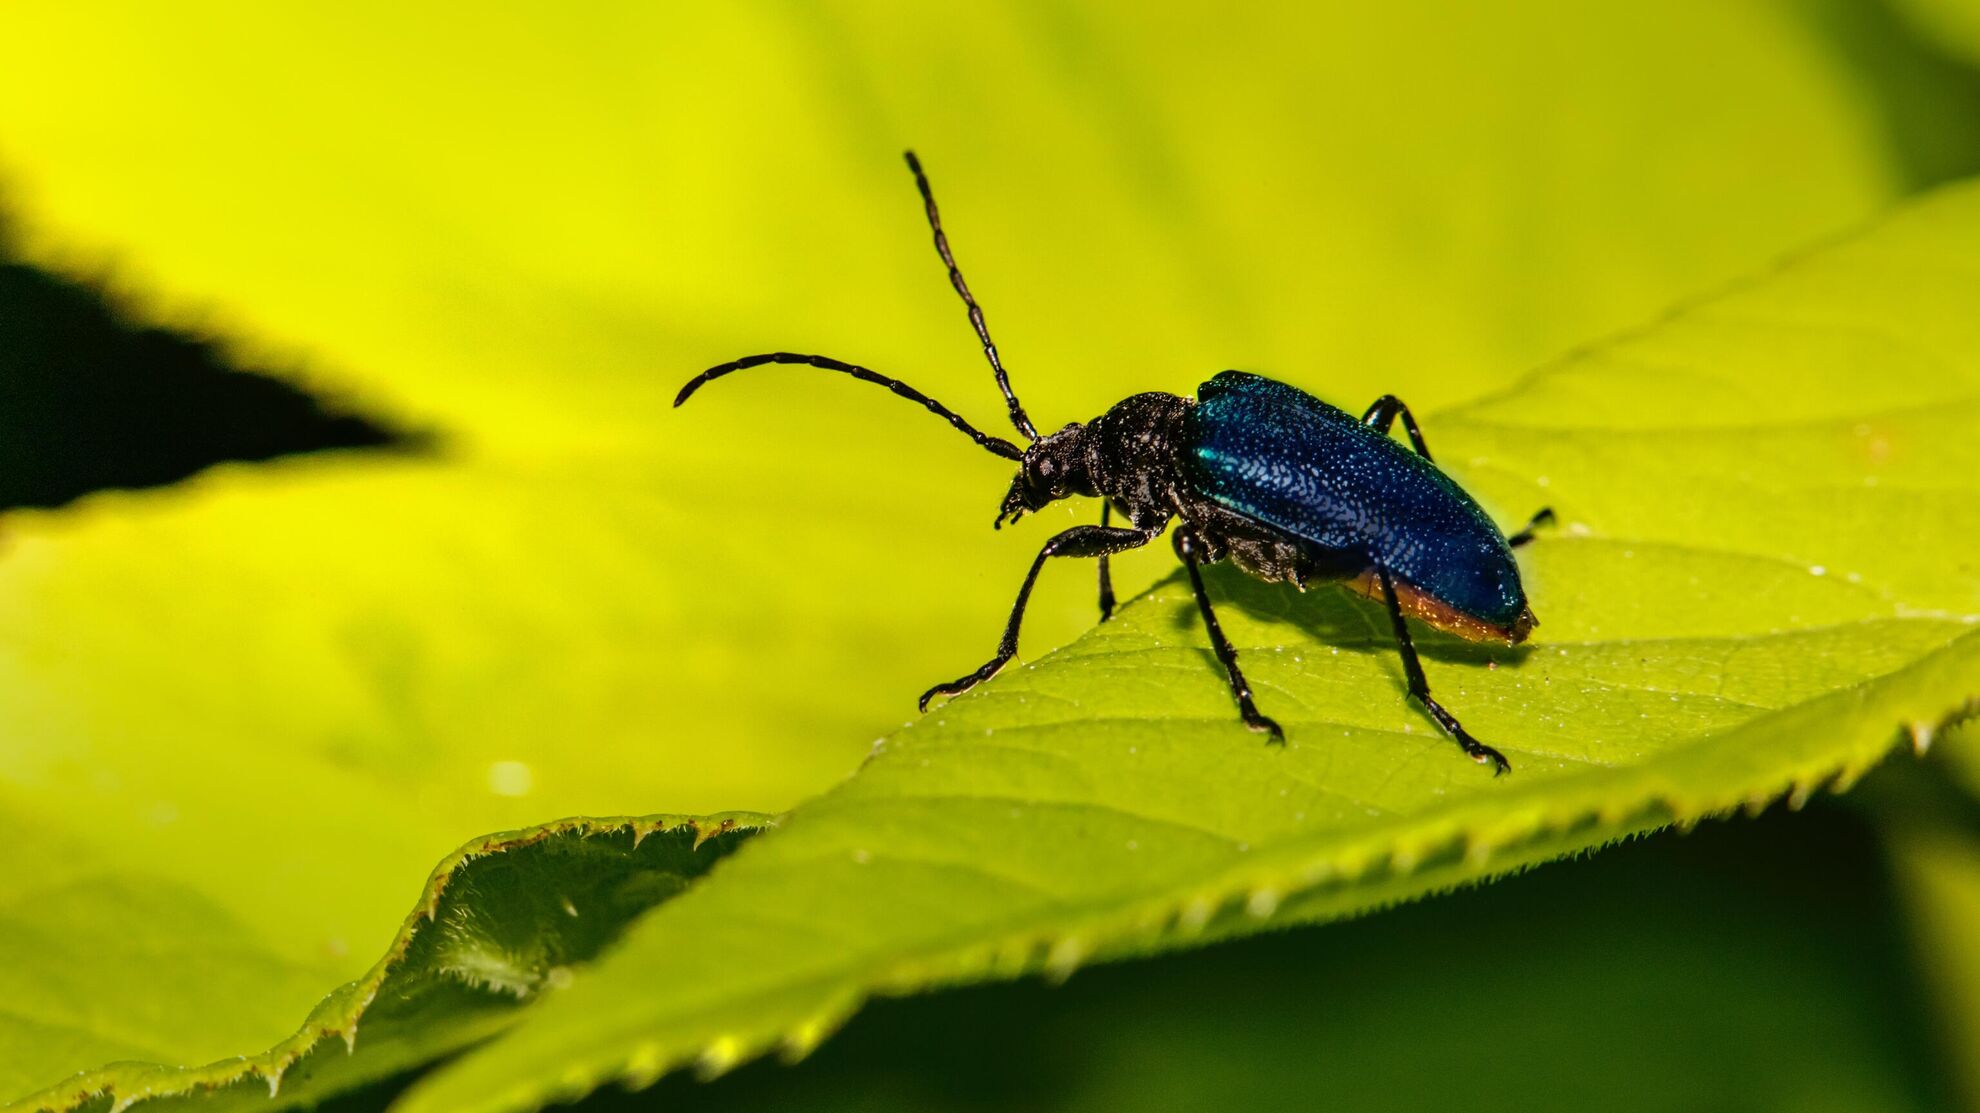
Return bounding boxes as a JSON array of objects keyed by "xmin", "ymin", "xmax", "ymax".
[
  {"xmin": 6, "ymin": 811, "xmax": 777, "ymax": 1113},
  {"xmin": 417, "ymin": 633, "xmax": 1980, "ymax": 1113}
]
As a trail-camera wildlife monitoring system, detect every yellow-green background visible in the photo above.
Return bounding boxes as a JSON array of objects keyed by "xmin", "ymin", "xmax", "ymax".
[{"xmin": 1, "ymin": 1, "xmax": 1979, "ymax": 1110}]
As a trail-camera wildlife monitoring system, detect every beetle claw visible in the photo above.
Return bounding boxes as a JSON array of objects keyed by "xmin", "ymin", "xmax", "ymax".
[
  {"xmin": 1245, "ymin": 713, "xmax": 1285, "ymax": 743},
  {"xmin": 1470, "ymin": 744, "xmax": 1511, "ymax": 775}
]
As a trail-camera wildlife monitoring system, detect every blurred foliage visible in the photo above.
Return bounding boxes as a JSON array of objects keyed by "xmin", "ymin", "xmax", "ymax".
[
  {"xmin": 1889, "ymin": 0, "xmax": 1980, "ymax": 70},
  {"xmin": 0, "ymin": 263, "xmax": 404, "ymax": 511},
  {"xmin": 0, "ymin": 1, "xmax": 1974, "ymax": 1111},
  {"xmin": 8, "ymin": 816, "xmax": 768, "ymax": 1113},
  {"xmin": 1800, "ymin": 0, "xmax": 1980, "ymax": 187},
  {"xmin": 1878, "ymin": 722, "xmax": 1980, "ymax": 1112}
]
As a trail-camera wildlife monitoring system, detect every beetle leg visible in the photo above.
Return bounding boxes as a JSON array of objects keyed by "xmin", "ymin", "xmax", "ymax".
[
  {"xmin": 1374, "ymin": 567, "xmax": 1510, "ymax": 774},
  {"xmin": 1361, "ymin": 394, "xmax": 1433, "ymax": 461},
  {"xmin": 1097, "ymin": 502, "xmax": 1118, "ymax": 621},
  {"xmin": 920, "ymin": 524, "xmax": 1155, "ymax": 711},
  {"xmin": 1507, "ymin": 506, "xmax": 1556, "ymax": 549},
  {"xmin": 1174, "ymin": 528, "xmax": 1284, "ymax": 742}
]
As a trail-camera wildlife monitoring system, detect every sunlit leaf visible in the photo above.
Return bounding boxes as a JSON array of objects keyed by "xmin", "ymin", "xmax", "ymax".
[
  {"xmin": 399, "ymin": 179, "xmax": 1980, "ymax": 1113},
  {"xmin": 7, "ymin": 814, "xmax": 768, "ymax": 1111},
  {"xmin": 0, "ymin": 0, "xmax": 1937, "ymax": 1106}
]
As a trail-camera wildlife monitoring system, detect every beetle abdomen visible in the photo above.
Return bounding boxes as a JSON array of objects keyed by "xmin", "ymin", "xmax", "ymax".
[{"xmin": 1181, "ymin": 371, "xmax": 1531, "ymax": 643}]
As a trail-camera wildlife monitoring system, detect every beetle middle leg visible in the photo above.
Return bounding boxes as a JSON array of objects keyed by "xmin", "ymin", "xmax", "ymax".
[
  {"xmin": 1374, "ymin": 566, "xmax": 1511, "ymax": 774},
  {"xmin": 1361, "ymin": 394, "xmax": 1433, "ymax": 461},
  {"xmin": 920, "ymin": 524, "xmax": 1155, "ymax": 710},
  {"xmin": 1174, "ymin": 527, "xmax": 1283, "ymax": 741}
]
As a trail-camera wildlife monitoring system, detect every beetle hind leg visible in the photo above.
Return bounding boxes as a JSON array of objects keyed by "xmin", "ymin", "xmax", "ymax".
[
  {"xmin": 1174, "ymin": 528, "xmax": 1283, "ymax": 742},
  {"xmin": 1374, "ymin": 567, "xmax": 1510, "ymax": 774}
]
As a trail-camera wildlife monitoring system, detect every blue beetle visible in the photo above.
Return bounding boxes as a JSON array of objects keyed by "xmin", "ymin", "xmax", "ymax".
[{"xmin": 677, "ymin": 153, "xmax": 1552, "ymax": 773}]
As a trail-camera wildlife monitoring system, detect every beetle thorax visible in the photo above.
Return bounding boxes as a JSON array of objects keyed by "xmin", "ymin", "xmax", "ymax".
[
  {"xmin": 996, "ymin": 393, "xmax": 1191, "ymax": 530},
  {"xmin": 1083, "ymin": 392, "xmax": 1191, "ymax": 530}
]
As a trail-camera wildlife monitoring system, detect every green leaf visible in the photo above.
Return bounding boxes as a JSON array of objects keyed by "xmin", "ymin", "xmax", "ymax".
[
  {"xmin": 7, "ymin": 813, "xmax": 769, "ymax": 1111},
  {"xmin": 1891, "ymin": 0, "xmax": 1980, "ymax": 68},
  {"xmin": 398, "ymin": 180, "xmax": 1980, "ymax": 1112},
  {"xmin": 635, "ymin": 809, "xmax": 1951, "ymax": 1113},
  {"xmin": 0, "ymin": 456, "xmax": 959, "ymax": 1104},
  {"xmin": 0, "ymin": 1, "xmax": 1940, "ymax": 1106}
]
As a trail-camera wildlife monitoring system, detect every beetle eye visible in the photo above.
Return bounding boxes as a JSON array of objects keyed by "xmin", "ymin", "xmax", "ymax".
[{"xmin": 1036, "ymin": 458, "xmax": 1056, "ymax": 479}]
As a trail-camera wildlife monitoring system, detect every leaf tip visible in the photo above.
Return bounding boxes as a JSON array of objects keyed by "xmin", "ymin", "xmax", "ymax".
[
  {"xmin": 692, "ymin": 818, "xmax": 737, "ymax": 852},
  {"xmin": 779, "ymin": 1017, "xmax": 834, "ymax": 1064},
  {"xmin": 1044, "ymin": 936, "xmax": 1090, "ymax": 982},
  {"xmin": 620, "ymin": 1041, "xmax": 668, "ymax": 1090},
  {"xmin": 694, "ymin": 1035, "xmax": 744, "ymax": 1080},
  {"xmin": 1175, "ymin": 895, "xmax": 1217, "ymax": 935}
]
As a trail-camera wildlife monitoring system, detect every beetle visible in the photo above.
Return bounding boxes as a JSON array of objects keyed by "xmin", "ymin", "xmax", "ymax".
[{"xmin": 677, "ymin": 152, "xmax": 1552, "ymax": 773}]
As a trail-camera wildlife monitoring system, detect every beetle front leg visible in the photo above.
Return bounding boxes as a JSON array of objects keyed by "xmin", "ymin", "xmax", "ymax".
[
  {"xmin": 920, "ymin": 524, "xmax": 1155, "ymax": 710},
  {"xmin": 1097, "ymin": 502, "xmax": 1118, "ymax": 621},
  {"xmin": 1361, "ymin": 394, "xmax": 1434, "ymax": 461},
  {"xmin": 1174, "ymin": 528, "xmax": 1283, "ymax": 741},
  {"xmin": 1374, "ymin": 567, "xmax": 1510, "ymax": 774}
]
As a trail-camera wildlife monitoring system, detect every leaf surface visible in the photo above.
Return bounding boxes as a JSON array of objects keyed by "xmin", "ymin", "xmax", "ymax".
[
  {"xmin": 6, "ymin": 814, "xmax": 768, "ymax": 1112},
  {"xmin": 639, "ymin": 809, "xmax": 1952, "ymax": 1113},
  {"xmin": 0, "ymin": 1, "xmax": 1937, "ymax": 1106},
  {"xmin": 401, "ymin": 181, "xmax": 1980, "ymax": 1112}
]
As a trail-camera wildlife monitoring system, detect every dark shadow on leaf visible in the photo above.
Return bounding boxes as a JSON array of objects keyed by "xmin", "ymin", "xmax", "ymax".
[
  {"xmin": 1159, "ymin": 563, "xmax": 1534, "ymax": 669},
  {"xmin": 0, "ymin": 207, "xmax": 419, "ymax": 512}
]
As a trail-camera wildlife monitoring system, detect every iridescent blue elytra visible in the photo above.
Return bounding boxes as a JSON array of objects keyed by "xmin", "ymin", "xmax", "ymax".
[
  {"xmin": 680, "ymin": 150, "xmax": 1552, "ymax": 771},
  {"xmin": 1183, "ymin": 371, "xmax": 1533, "ymax": 643}
]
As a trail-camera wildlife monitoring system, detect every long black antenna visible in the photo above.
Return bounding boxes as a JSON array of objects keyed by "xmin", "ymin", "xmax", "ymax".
[
  {"xmin": 675, "ymin": 351, "xmax": 1025, "ymax": 462},
  {"xmin": 903, "ymin": 150, "xmax": 1039, "ymax": 443}
]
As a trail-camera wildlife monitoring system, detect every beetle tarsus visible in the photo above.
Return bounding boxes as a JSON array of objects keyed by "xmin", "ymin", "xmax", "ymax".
[
  {"xmin": 926, "ymin": 523, "xmax": 1155, "ymax": 713},
  {"xmin": 1376, "ymin": 567, "xmax": 1513, "ymax": 775},
  {"xmin": 919, "ymin": 666, "xmax": 1003, "ymax": 711},
  {"xmin": 1470, "ymin": 740, "xmax": 1512, "ymax": 776},
  {"xmin": 1507, "ymin": 506, "xmax": 1556, "ymax": 549},
  {"xmin": 1444, "ymin": 721, "xmax": 1511, "ymax": 774}
]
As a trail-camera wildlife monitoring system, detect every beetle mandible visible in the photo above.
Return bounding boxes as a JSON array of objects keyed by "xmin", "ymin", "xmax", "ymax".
[{"xmin": 677, "ymin": 152, "xmax": 1553, "ymax": 773}]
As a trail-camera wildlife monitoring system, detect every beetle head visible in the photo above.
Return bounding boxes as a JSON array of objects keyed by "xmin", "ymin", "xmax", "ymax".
[{"xmin": 996, "ymin": 424, "xmax": 1092, "ymax": 527}]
